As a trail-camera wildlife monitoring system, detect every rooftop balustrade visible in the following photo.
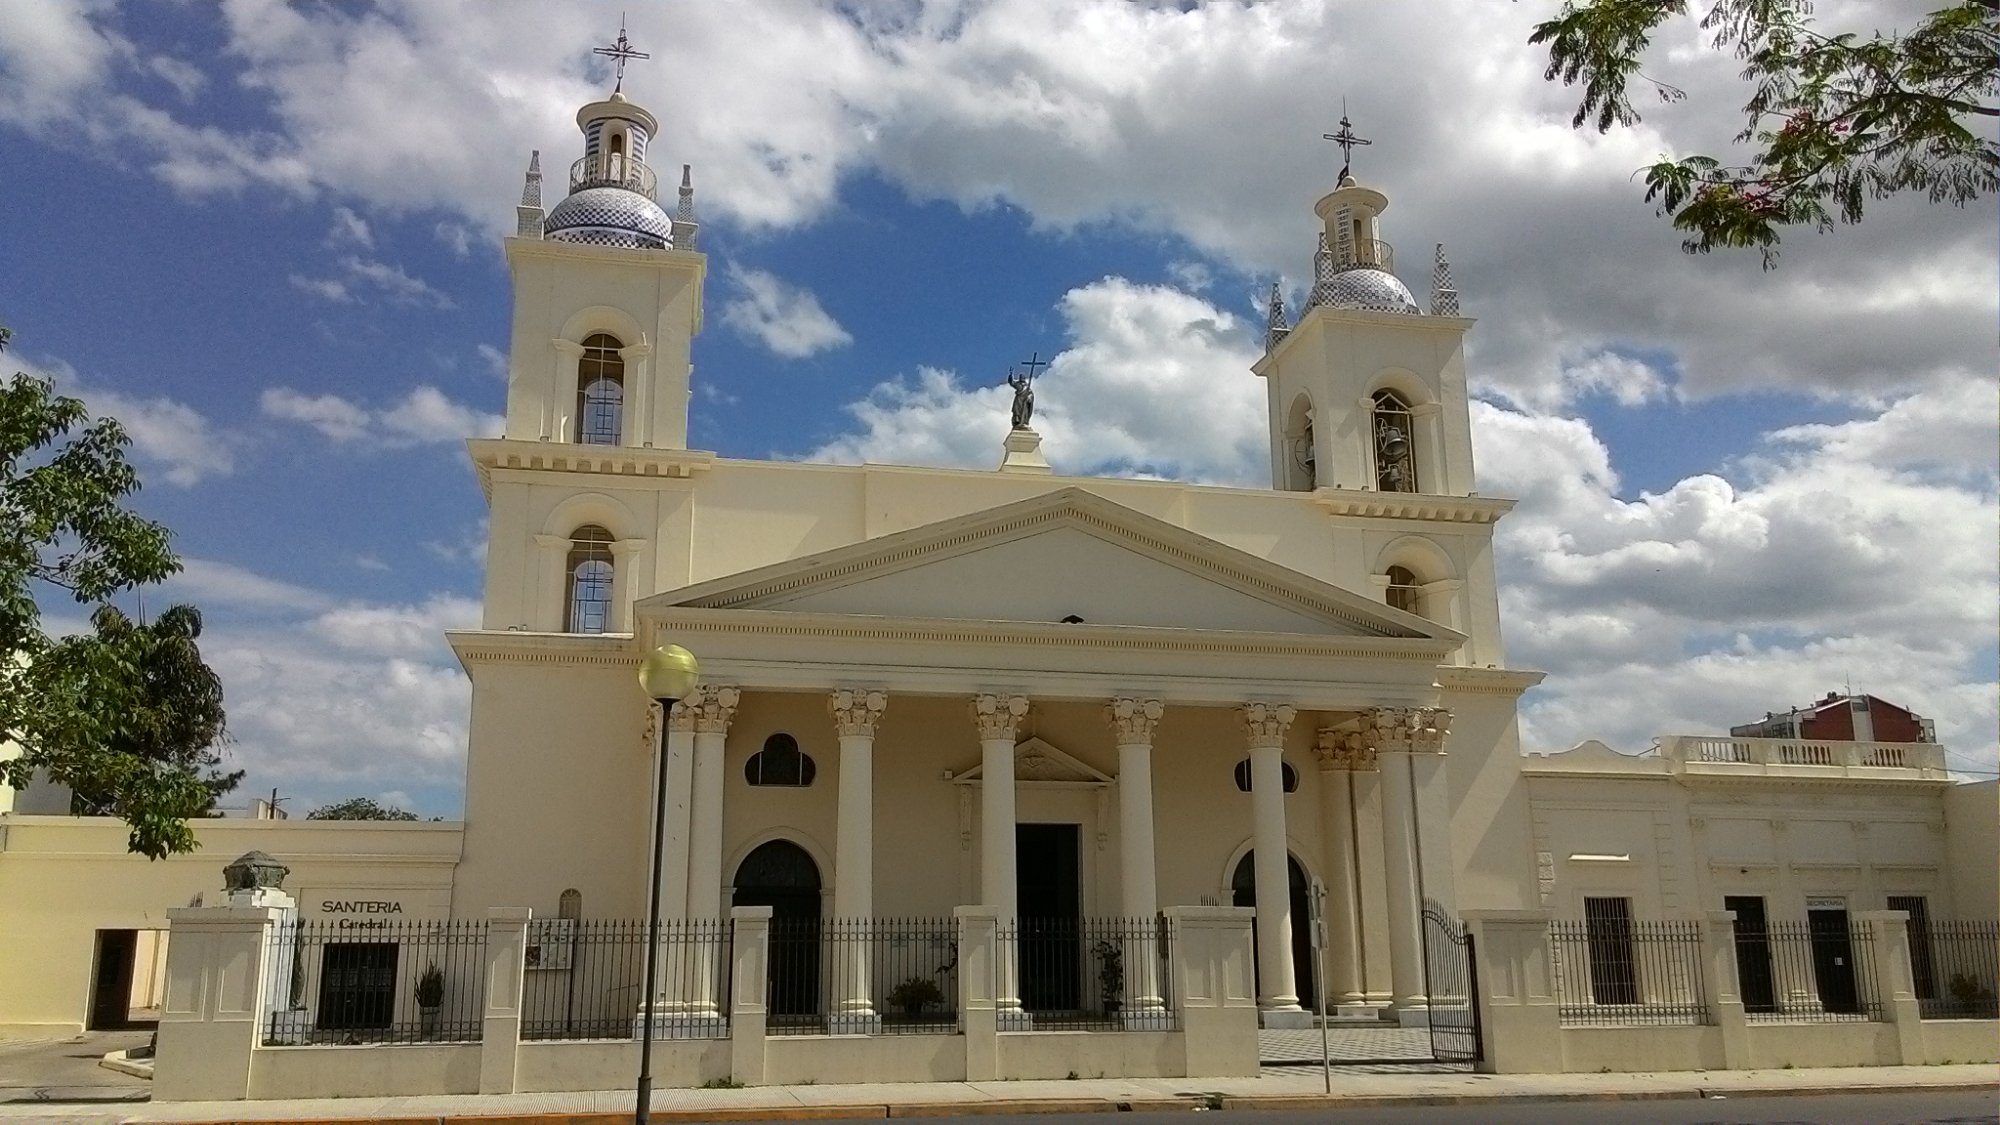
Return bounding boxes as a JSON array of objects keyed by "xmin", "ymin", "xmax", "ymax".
[
  {"xmin": 1656, "ymin": 735, "xmax": 1947, "ymax": 775},
  {"xmin": 569, "ymin": 154, "xmax": 657, "ymax": 200}
]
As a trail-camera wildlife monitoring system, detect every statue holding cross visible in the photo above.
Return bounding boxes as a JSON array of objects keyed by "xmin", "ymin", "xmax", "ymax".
[{"xmin": 1006, "ymin": 352, "xmax": 1047, "ymax": 430}]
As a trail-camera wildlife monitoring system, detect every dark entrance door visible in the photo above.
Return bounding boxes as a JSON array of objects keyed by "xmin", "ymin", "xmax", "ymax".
[
  {"xmin": 317, "ymin": 942, "xmax": 397, "ymax": 1030},
  {"xmin": 1016, "ymin": 823, "xmax": 1082, "ymax": 1011},
  {"xmin": 87, "ymin": 930, "xmax": 138, "ymax": 1031},
  {"xmin": 1230, "ymin": 851, "xmax": 1316, "ymax": 1010},
  {"xmin": 1807, "ymin": 906, "xmax": 1860, "ymax": 1014},
  {"xmin": 1725, "ymin": 895, "xmax": 1777, "ymax": 1013},
  {"xmin": 733, "ymin": 840, "xmax": 822, "ymax": 1020}
]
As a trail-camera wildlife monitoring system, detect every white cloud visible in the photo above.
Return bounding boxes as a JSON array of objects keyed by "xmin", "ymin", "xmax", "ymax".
[
  {"xmin": 433, "ymin": 221, "xmax": 476, "ymax": 258},
  {"xmin": 811, "ymin": 276, "xmax": 1266, "ymax": 483},
  {"xmin": 326, "ymin": 204, "xmax": 373, "ymax": 249},
  {"xmin": 163, "ymin": 557, "xmax": 337, "ymax": 614},
  {"xmin": 290, "ymin": 255, "xmax": 455, "ymax": 309},
  {"xmin": 720, "ymin": 266, "xmax": 853, "ymax": 359},
  {"xmin": 476, "ymin": 343, "xmax": 508, "ymax": 379},
  {"xmin": 15, "ymin": 351, "xmax": 237, "ymax": 487},
  {"xmin": 260, "ymin": 385, "xmax": 500, "ymax": 447},
  {"xmin": 287, "ymin": 273, "xmax": 351, "ymax": 303}
]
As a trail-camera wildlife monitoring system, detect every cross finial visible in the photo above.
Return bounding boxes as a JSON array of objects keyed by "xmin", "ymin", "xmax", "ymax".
[
  {"xmin": 1321, "ymin": 100, "xmax": 1371, "ymax": 182},
  {"xmin": 1017, "ymin": 351, "xmax": 1049, "ymax": 381},
  {"xmin": 593, "ymin": 17, "xmax": 650, "ymax": 92}
]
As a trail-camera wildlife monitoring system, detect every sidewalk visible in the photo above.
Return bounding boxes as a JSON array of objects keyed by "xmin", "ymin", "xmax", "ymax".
[{"xmin": 0, "ymin": 1064, "xmax": 1992, "ymax": 1125}]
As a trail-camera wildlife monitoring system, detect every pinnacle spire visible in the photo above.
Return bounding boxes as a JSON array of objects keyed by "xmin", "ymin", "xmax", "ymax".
[
  {"xmin": 670, "ymin": 163, "xmax": 700, "ymax": 250},
  {"xmin": 1430, "ymin": 243, "xmax": 1459, "ymax": 316},
  {"xmin": 1264, "ymin": 282, "xmax": 1291, "ymax": 351},
  {"xmin": 515, "ymin": 150, "xmax": 545, "ymax": 238}
]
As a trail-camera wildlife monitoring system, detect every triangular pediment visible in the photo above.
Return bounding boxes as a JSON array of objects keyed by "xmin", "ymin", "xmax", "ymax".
[
  {"xmin": 641, "ymin": 488, "xmax": 1458, "ymax": 644},
  {"xmin": 953, "ymin": 737, "xmax": 1113, "ymax": 787}
]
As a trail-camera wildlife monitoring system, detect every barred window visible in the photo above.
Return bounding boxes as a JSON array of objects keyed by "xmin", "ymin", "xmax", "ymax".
[
  {"xmin": 745, "ymin": 733, "xmax": 816, "ymax": 787},
  {"xmin": 565, "ymin": 525, "xmax": 615, "ymax": 634},
  {"xmin": 1372, "ymin": 390, "xmax": 1417, "ymax": 493},
  {"xmin": 1385, "ymin": 565, "xmax": 1423, "ymax": 616},
  {"xmin": 575, "ymin": 333, "xmax": 624, "ymax": 445}
]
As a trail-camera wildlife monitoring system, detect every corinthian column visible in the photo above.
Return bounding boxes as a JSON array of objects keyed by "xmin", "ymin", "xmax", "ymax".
[
  {"xmin": 971, "ymin": 693, "xmax": 1029, "ymax": 1026},
  {"xmin": 1371, "ymin": 706, "xmax": 1428, "ymax": 1025},
  {"xmin": 1313, "ymin": 729, "xmax": 1367, "ymax": 1012},
  {"xmin": 1108, "ymin": 697, "xmax": 1167, "ymax": 1027},
  {"xmin": 1242, "ymin": 702, "xmax": 1305, "ymax": 1023},
  {"xmin": 829, "ymin": 688, "xmax": 887, "ymax": 1033},
  {"xmin": 682, "ymin": 684, "xmax": 738, "ymax": 1020}
]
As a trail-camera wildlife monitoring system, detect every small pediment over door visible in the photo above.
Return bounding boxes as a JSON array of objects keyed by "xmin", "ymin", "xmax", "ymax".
[{"xmin": 950, "ymin": 737, "xmax": 1112, "ymax": 788}]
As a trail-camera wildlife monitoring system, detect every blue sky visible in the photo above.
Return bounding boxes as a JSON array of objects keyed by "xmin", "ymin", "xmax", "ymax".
[{"xmin": 2, "ymin": 1, "xmax": 1994, "ymax": 816}]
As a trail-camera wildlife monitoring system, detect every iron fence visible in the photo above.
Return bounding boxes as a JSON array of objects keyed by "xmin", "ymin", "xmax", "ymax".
[
  {"xmin": 1910, "ymin": 920, "xmax": 1999, "ymax": 1020},
  {"xmin": 263, "ymin": 918, "xmax": 486, "ymax": 1045},
  {"xmin": 998, "ymin": 916, "xmax": 1178, "ymax": 1031},
  {"xmin": 1549, "ymin": 919, "xmax": 1707, "ymax": 1026},
  {"xmin": 520, "ymin": 919, "xmax": 732, "ymax": 1041},
  {"xmin": 767, "ymin": 917, "xmax": 959, "ymax": 1036},
  {"xmin": 1737, "ymin": 919, "xmax": 1882, "ymax": 1023}
]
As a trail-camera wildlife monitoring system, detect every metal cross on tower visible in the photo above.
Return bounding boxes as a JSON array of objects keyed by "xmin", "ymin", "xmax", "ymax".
[
  {"xmin": 1321, "ymin": 102, "xmax": 1371, "ymax": 181},
  {"xmin": 593, "ymin": 18, "xmax": 650, "ymax": 92},
  {"xmin": 1017, "ymin": 351, "xmax": 1049, "ymax": 381}
]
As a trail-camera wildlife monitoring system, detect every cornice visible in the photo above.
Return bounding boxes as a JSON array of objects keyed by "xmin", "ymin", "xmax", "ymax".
[
  {"xmin": 1437, "ymin": 666, "xmax": 1547, "ymax": 695},
  {"xmin": 468, "ymin": 438, "xmax": 716, "ymax": 497},
  {"xmin": 1253, "ymin": 306, "xmax": 1476, "ymax": 375},
  {"xmin": 1311, "ymin": 490, "xmax": 1516, "ymax": 523},
  {"xmin": 641, "ymin": 606, "xmax": 1458, "ymax": 663},
  {"xmin": 1674, "ymin": 769, "xmax": 1952, "ymax": 793},
  {"xmin": 505, "ymin": 234, "xmax": 706, "ymax": 272},
  {"xmin": 447, "ymin": 628, "xmax": 638, "ymax": 671}
]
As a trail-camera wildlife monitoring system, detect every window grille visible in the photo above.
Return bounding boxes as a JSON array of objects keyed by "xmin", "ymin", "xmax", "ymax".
[
  {"xmin": 1385, "ymin": 565, "xmax": 1423, "ymax": 616},
  {"xmin": 566, "ymin": 525, "xmax": 615, "ymax": 634},
  {"xmin": 575, "ymin": 333, "xmax": 624, "ymax": 445}
]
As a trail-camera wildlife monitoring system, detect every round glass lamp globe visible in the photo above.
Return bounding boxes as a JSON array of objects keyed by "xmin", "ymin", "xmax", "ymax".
[{"xmin": 638, "ymin": 644, "xmax": 700, "ymax": 702}]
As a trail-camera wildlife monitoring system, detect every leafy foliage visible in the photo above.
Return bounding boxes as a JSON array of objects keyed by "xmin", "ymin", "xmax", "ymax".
[
  {"xmin": 1531, "ymin": 0, "xmax": 1999, "ymax": 265},
  {"xmin": 0, "ymin": 328, "xmax": 223, "ymax": 859},
  {"xmin": 306, "ymin": 796, "xmax": 421, "ymax": 821}
]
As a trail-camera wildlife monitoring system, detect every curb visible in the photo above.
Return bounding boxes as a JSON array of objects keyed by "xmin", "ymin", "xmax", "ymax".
[{"xmin": 146, "ymin": 1081, "xmax": 2000, "ymax": 1125}]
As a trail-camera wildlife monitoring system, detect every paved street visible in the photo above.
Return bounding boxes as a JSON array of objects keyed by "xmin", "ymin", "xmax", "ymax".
[
  {"xmin": 0, "ymin": 1033, "xmax": 150, "ymax": 1107},
  {"xmin": 1257, "ymin": 1026, "xmax": 1459, "ymax": 1069}
]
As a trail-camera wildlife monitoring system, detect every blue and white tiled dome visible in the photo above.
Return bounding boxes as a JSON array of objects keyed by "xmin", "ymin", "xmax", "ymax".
[
  {"xmin": 544, "ymin": 186, "xmax": 674, "ymax": 250},
  {"xmin": 1309, "ymin": 268, "xmax": 1420, "ymax": 314}
]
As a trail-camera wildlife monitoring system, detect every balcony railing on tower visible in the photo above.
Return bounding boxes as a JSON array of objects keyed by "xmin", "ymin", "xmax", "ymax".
[
  {"xmin": 1330, "ymin": 238, "xmax": 1394, "ymax": 275},
  {"xmin": 570, "ymin": 154, "xmax": 658, "ymax": 200}
]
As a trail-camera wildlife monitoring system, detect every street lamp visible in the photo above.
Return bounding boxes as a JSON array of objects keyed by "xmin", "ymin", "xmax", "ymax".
[{"xmin": 635, "ymin": 643, "xmax": 699, "ymax": 1125}]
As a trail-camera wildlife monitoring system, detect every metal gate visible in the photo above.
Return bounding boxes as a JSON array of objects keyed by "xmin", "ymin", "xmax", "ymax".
[{"xmin": 1421, "ymin": 902, "xmax": 1481, "ymax": 1063}]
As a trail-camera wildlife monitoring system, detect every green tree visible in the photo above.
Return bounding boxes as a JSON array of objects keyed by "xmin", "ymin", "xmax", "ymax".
[
  {"xmin": 306, "ymin": 796, "xmax": 420, "ymax": 821},
  {"xmin": 1532, "ymin": 0, "xmax": 1999, "ymax": 265},
  {"xmin": 0, "ymin": 327, "xmax": 213, "ymax": 858}
]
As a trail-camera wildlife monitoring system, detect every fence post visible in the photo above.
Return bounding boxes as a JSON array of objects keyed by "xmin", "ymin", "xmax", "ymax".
[
  {"xmin": 1460, "ymin": 910, "xmax": 1561, "ymax": 1074},
  {"xmin": 1859, "ymin": 910, "xmax": 1924, "ymax": 1064},
  {"xmin": 1166, "ymin": 905, "xmax": 1259, "ymax": 1078},
  {"xmin": 956, "ymin": 905, "xmax": 1000, "ymax": 1081},
  {"xmin": 1700, "ymin": 910, "xmax": 1750, "ymax": 1069},
  {"xmin": 479, "ymin": 907, "xmax": 532, "ymax": 1094},
  {"xmin": 154, "ymin": 903, "xmax": 284, "ymax": 1101},
  {"xmin": 730, "ymin": 906, "xmax": 771, "ymax": 1085}
]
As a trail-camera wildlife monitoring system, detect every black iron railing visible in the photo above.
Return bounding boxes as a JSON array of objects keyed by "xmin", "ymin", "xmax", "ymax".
[
  {"xmin": 1737, "ymin": 919, "xmax": 1882, "ymax": 1022},
  {"xmin": 264, "ymin": 919, "xmax": 486, "ymax": 1045},
  {"xmin": 1911, "ymin": 920, "xmax": 1999, "ymax": 1020},
  {"xmin": 998, "ymin": 916, "xmax": 1178, "ymax": 1031},
  {"xmin": 767, "ymin": 917, "xmax": 959, "ymax": 1036},
  {"xmin": 520, "ymin": 919, "xmax": 732, "ymax": 1041},
  {"xmin": 1549, "ymin": 919, "xmax": 1707, "ymax": 1026}
]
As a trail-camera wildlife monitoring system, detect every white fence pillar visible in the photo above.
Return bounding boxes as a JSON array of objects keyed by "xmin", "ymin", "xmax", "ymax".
[
  {"xmin": 730, "ymin": 905, "xmax": 771, "ymax": 1086},
  {"xmin": 1861, "ymin": 909, "xmax": 1924, "ymax": 1064},
  {"xmin": 957, "ymin": 905, "xmax": 1001, "ymax": 1081},
  {"xmin": 154, "ymin": 903, "xmax": 284, "ymax": 1101},
  {"xmin": 479, "ymin": 907, "xmax": 532, "ymax": 1094},
  {"xmin": 1462, "ymin": 909, "xmax": 1561, "ymax": 1074},
  {"xmin": 1167, "ymin": 905, "xmax": 1259, "ymax": 1078},
  {"xmin": 1700, "ymin": 910, "xmax": 1751, "ymax": 1069}
]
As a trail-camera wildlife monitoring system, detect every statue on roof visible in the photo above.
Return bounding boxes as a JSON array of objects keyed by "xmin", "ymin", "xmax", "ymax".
[{"xmin": 1006, "ymin": 351, "xmax": 1047, "ymax": 430}]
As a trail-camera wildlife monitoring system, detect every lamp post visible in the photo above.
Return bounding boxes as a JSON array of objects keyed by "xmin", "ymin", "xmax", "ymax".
[{"xmin": 635, "ymin": 644, "xmax": 699, "ymax": 1125}]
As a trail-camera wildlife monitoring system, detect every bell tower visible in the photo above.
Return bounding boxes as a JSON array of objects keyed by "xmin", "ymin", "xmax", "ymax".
[
  {"xmin": 1252, "ymin": 135, "xmax": 1476, "ymax": 499},
  {"xmin": 500, "ymin": 25, "xmax": 704, "ymax": 452}
]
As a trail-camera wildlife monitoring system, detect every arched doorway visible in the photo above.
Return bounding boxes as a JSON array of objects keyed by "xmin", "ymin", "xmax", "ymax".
[
  {"xmin": 1231, "ymin": 851, "xmax": 1318, "ymax": 1010},
  {"xmin": 732, "ymin": 840, "xmax": 822, "ymax": 1019}
]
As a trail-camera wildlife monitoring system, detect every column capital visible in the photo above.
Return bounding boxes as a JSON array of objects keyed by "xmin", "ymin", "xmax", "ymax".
[
  {"xmin": 1240, "ymin": 702, "xmax": 1296, "ymax": 750},
  {"xmin": 609, "ymin": 538, "xmax": 646, "ymax": 558},
  {"xmin": 1365, "ymin": 706, "xmax": 1451, "ymax": 755},
  {"xmin": 617, "ymin": 342, "xmax": 653, "ymax": 360},
  {"xmin": 1314, "ymin": 729, "xmax": 1380, "ymax": 771},
  {"xmin": 1106, "ymin": 697, "xmax": 1164, "ymax": 745},
  {"xmin": 533, "ymin": 532, "xmax": 565, "ymax": 549},
  {"xmin": 830, "ymin": 688, "xmax": 889, "ymax": 738},
  {"xmin": 673, "ymin": 684, "xmax": 740, "ymax": 734},
  {"xmin": 971, "ymin": 693, "xmax": 1029, "ymax": 741},
  {"xmin": 552, "ymin": 338, "xmax": 587, "ymax": 356}
]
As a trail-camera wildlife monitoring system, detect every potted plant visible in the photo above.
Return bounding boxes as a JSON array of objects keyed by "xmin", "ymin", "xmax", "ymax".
[
  {"xmin": 885, "ymin": 976, "xmax": 945, "ymax": 1019},
  {"xmin": 1093, "ymin": 940, "xmax": 1124, "ymax": 1015},
  {"xmin": 415, "ymin": 963, "xmax": 445, "ymax": 1037}
]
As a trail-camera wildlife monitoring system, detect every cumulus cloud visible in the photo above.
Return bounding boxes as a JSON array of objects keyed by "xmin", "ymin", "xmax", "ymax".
[
  {"xmin": 13, "ymin": 351, "xmax": 238, "ymax": 487},
  {"xmin": 811, "ymin": 276, "xmax": 1266, "ymax": 482},
  {"xmin": 260, "ymin": 385, "xmax": 501, "ymax": 447},
  {"xmin": 326, "ymin": 204, "xmax": 373, "ymax": 249},
  {"xmin": 720, "ymin": 266, "xmax": 853, "ymax": 359},
  {"xmin": 290, "ymin": 255, "xmax": 456, "ymax": 309}
]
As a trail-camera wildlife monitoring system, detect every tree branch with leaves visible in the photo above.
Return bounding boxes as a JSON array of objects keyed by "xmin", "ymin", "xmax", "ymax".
[{"xmin": 1532, "ymin": 0, "xmax": 1999, "ymax": 265}]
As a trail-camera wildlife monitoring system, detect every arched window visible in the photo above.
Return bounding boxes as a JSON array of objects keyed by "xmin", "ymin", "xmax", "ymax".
[
  {"xmin": 745, "ymin": 733, "xmax": 816, "ymax": 787},
  {"xmin": 558, "ymin": 888, "xmax": 582, "ymax": 920},
  {"xmin": 1372, "ymin": 390, "xmax": 1417, "ymax": 493},
  {"xmin": 1232, "ymin": 759, "xmax": 1299, "ymax": 793},
  {"xmin": 1385, "ymin": 565, "xmax": 1423, "ymax": 616},
  {"xmin": 565, "ymin": 525, "xmax": 615, "ymax": 633},
  {"xmin": 1284, "ymin": 396, "xmax": 1316, "ymax": 491},
  {"xmin": 575, "ymin": 333, "xmax": 624, "ymax": 445}
]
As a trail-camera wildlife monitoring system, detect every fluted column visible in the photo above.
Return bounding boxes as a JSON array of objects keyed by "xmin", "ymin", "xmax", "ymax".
[
  {"xmin": 1242, "ymin": 702, "xmax": 1303, "ymax": 1019},
  {"xmin": 1313, "ymin": 729, "xmax": 1367, "ymax": 1010},
  {"xmin": 683, "ymin": 685, "xmax": 739, "ymax": 1019},
  {"xmin": 829, "ymin": 689, "xmax": 887, "ymax": 1033},
  {"xmin": 1372, "ymin": 705, "xmax": 1449, "ymax": 1026},
  {"xmin": 971, "ymin": 693, "xmax": 1029, "ymax": 1025},
  {"xmin": 1108, "ymin": 697, "xmax": 1167, "ymax": 1026}
]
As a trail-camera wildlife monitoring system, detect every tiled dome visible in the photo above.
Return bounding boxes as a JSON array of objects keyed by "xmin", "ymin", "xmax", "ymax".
[
  {"xmin": 544, "ymin": 186, "xmax": 674, "ymax": 250},
  {"xmin": 1309, "ymin": 268, "xmax": 1420, "ymax": 314}
]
